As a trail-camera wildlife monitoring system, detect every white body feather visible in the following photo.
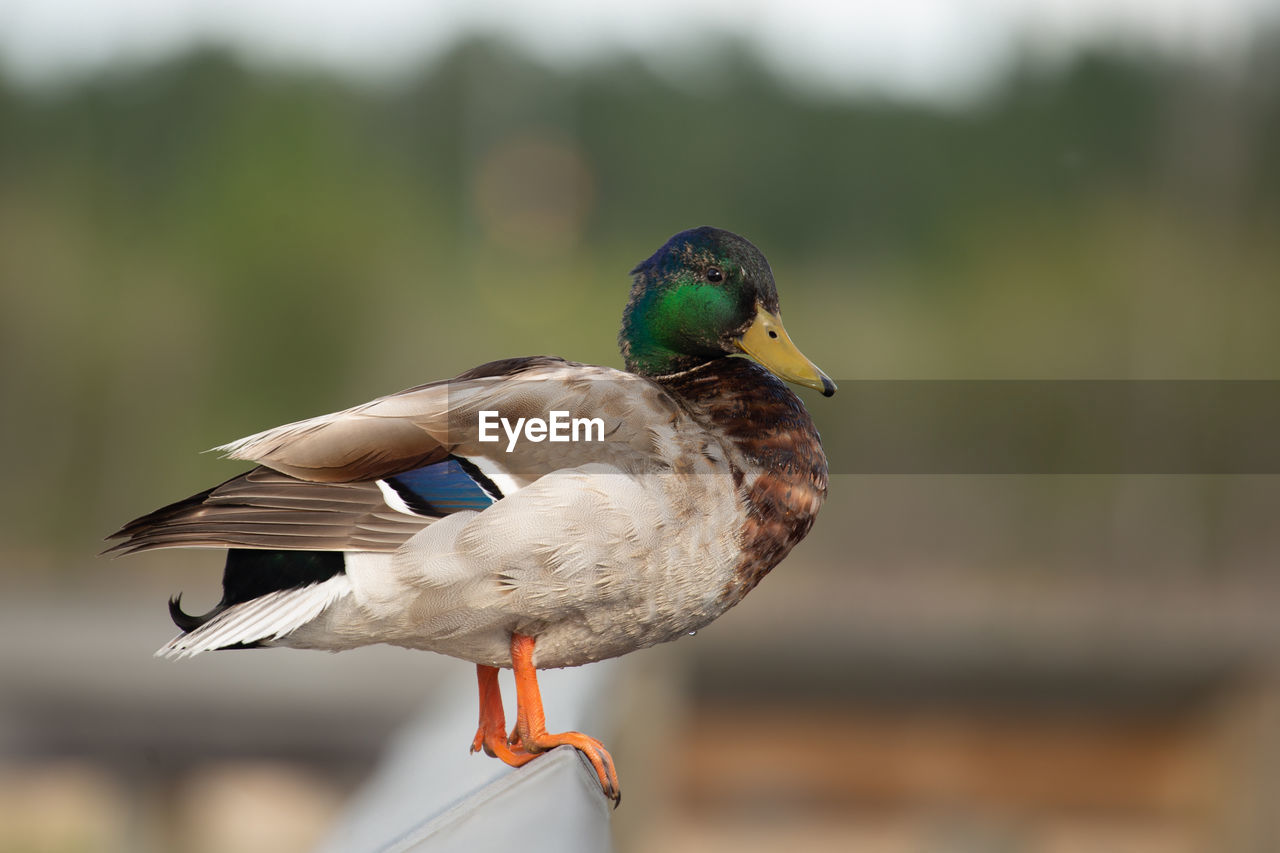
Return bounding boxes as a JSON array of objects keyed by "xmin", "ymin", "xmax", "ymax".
[
  {"xmin": 283, "ymin": 464, "xmax": 743, "ymax": 668},
  {"xmin": 142, "ymin": 362, "xmax": 752, "ymax": 669}
]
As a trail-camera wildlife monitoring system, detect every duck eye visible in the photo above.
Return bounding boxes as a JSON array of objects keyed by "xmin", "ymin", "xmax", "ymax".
[{"xmin": 706, "ymin": 268, "xmax": 724, "ymax": 283}]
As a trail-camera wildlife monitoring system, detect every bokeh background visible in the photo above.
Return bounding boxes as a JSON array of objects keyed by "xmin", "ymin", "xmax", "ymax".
[{"xmin": 2, "ymin": 1, "xmax": 1280, "ymax": 851}]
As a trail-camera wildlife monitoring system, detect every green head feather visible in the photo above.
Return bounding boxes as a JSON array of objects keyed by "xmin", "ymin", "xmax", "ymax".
[{"xmin": 620, "ymin": 227, "xmax": 780, "ymax": 376}]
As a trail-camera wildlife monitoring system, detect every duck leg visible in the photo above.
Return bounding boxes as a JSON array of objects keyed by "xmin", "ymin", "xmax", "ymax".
[
  {"xmin": 470, "ymin": 664, "xmax": 536, "ymax": 766},
  {"xmin": 509, "ymin": 632, "xmax": 621, "ymax": 804}
]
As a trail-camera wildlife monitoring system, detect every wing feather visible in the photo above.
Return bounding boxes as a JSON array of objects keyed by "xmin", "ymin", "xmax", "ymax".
[
  {"xmin": 213, "ymin": 359, "xmax": 677, "ymax": 484},
  {"xmin": 104, "ymin": 466, "xmax": 428, "ymax": 554},
  {"xmin": 109, "ymin": 358, "xmax": 685, "ymax": 555}
]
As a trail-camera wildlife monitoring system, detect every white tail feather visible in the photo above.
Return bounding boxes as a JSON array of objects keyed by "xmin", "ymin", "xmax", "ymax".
[{"xmin": 157, "ymin": 576, "xmax": 352, "ymax": 659}]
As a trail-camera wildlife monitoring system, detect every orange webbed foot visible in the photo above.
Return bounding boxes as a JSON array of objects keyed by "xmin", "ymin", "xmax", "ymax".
[
  {"xmin": 470, "ymin": 642, "xmax": 623, "ymax": 805},
  {"xmin": 517, "ymin": 727, "xmax": 620, "ymax": 804},
  {"xmin": 509, "ymin": 633, "xmax": 621, "ymax": 805}
]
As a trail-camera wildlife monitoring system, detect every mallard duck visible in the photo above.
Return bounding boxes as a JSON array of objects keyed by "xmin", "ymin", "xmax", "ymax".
[{"xmin": 106, "ymin": 226, "xmax": 834, "ymax": 804}]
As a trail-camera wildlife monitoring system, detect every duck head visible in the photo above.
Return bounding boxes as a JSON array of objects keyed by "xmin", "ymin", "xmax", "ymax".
[{"xmin": 620, "ymin": 226, "xmax": 836, "ymax": 396}]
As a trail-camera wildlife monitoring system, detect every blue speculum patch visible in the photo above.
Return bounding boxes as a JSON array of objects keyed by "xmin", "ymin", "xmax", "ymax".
[{"xmin": 385, "ymin": 456, "xmax": 501, "ymax": 516}]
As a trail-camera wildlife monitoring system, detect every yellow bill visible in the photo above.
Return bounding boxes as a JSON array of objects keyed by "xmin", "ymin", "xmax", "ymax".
[{"xmin": 736, "ymin": 304, "xmax": 836, "ymax": 397}]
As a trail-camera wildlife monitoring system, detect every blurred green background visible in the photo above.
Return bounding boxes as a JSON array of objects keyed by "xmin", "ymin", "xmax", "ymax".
[
  {"xmin": 4, "ymin": 34, "xmax": 1280, "ymax": 565},
  {"xmin": 3, "ymin": 5, "xmax": 1280, "ymax": 852}
]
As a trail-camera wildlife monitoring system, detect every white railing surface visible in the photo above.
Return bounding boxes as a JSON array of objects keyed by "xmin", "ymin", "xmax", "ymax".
[
  {"xmin": 378, "ymin": 748, "xmax": 612, "ymax": 853},
  {"xmin": 316, "ymin": 662, "xmax": 620, "ymax": 853}
]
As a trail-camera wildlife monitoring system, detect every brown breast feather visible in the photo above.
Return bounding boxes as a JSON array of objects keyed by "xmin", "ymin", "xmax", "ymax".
[{"xmin": 658, "ymin": 358, "xmax": 829, "ymax": 607}]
